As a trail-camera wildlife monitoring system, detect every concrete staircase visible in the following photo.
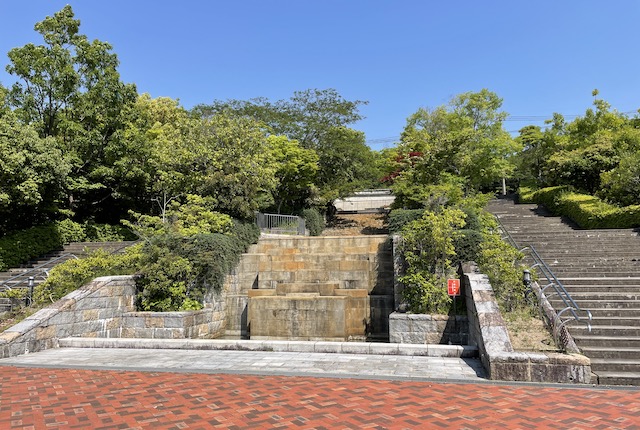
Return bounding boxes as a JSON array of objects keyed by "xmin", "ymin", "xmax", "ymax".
[
  {"xmin": 0, "ymin": 241, "xmax": 136, "ymax": 311},
  {"xmin": 224, "ymin": 235, "xmax": 395, "ymax": 341},
  {"xmin": 487, "ymin": 197, "xmax": 640, "ymax": 386}
]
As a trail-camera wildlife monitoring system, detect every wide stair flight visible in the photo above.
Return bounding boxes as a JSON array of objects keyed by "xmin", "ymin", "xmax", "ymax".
[{"xmin": 488, "ymin": 197, "xmax": 640, "ymax": 386}]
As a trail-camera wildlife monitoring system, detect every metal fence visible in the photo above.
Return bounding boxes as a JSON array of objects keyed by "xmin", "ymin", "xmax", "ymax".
[{"xmin": 256, "ymin": 213, "xmax": 306, "ymax": 235}]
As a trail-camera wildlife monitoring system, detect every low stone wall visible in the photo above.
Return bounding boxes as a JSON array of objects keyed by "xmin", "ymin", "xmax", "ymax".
[
  {"xmin": 0, "ymin": 275, "xmax": 228, "ymax": 359},
  {"xmin": 461, "ymin": 263, "xmax": 591, "ymax": 384},
  {"xmin": 389, "ymin": 313, "xmax": 468, "ymax": 344}
]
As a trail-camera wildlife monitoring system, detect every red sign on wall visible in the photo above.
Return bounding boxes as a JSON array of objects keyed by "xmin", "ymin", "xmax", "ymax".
[{"xmin": 447, "ymin": 279, "xmax": 461, "ymax": 296}]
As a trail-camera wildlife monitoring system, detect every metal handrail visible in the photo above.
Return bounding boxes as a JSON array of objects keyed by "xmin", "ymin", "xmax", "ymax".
[
  {"xmin": 0, "ymin": 253, "xmax": 79, "ymax": 291},
  {"xmin": 256, "ymin": 213, "xmax": 306, "ymax": 235},
  {"xmin": 494, "ymin": 216, "xmax": 592, "ymax": 332}
]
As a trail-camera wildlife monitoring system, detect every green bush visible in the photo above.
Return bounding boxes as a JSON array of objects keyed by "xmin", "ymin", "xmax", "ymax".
[
  {"xmin": 388, "ymin": 209, "xmax": 424, "ymax": 233},
  {"xmin": 518, "ymin": 186, "xmax": 640, "ymax": 229},
  {"xmin": 135, "ymin": 220, "xmax": 260, "ymax": 311},
  {"xmin": 0, "ymin": 224, "xmax": 62, "ymax": 271},
  {"xmin": 476, "ymin": 227, "xmax": 527, "ymax": 312},
  {"xmin": 33, "ymin": 244, "xmax": 144, "ymax": 305},
  {"xmin": 0, "ymin": 220, "xmax": 135, "ymax": 271},
  {"xmin": 302, "ymin": 208, "xmax": 325, "ymax": 236}
]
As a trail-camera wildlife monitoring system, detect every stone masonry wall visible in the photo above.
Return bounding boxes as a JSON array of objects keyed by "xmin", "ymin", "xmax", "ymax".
[
  {"xmin": 461, "ymin": 263, "xmax": 591, "ymax": 384},
  {"xmin": 0, "ymin": 275, "xmax": 228, "ymax": 359},
  {"xmin": 389, "ymin": 313, "xmax": 469, "ymax": 345}
]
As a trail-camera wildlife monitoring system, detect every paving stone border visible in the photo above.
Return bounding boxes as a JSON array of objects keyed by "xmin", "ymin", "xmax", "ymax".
[{"xmin": 461, "ymin": 262, "xmax": 591, "ymax": 384}]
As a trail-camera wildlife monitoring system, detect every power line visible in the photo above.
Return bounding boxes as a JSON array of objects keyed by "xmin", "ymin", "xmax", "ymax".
[{"xmin": 366, "ymin": 111, "xmax": 639, "ymax": 143}]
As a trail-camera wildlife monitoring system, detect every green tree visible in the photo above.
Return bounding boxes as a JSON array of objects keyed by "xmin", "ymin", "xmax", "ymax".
[
  {"xmin": 5, "ymin": 5, "xmax": 138, "ymax": 221},
  {"xmin": 389, "ymin": 89, "xmax": 519, "ymax": 208},
  {"xmin": 193, "ymin": 89, "xmax": 375, "ymax": 207},
  {"xmin": 267, "ymin": 135, "xmax": 319, "ymax": 214},
  {"xmin": 0, "ymin": 112, "xmax": 71, "ymax": 233}
]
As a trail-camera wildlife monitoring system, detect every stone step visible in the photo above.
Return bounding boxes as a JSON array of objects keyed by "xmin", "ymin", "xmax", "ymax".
[
  {"xmin": 593, "ymin": 371, "xmax": 640, "ymax": 386},
  {"xmin": 549, "ymin": 299, "xmax": 640, "ymax": 309},
  {"xmin": 590, "ymin": 359, "xmax": 640, "ymax": 373},
  {"xmin": 552, "ymin": 272, "xmax": 640, "ymax": 278},
  {"xmin": 572, "ymin": 335, "xmax": 640, "ymax": 348},
  {"xmin": 580, "ymin": 346, "xmax": 640, "ymax": 360},
  {"xmin": 561, "ymin": 285, "xmax": 640, "ymax": 293},
  {"xmin": 559, "ymin": 277, "xmax": 640, "ymax": 286},
  {"xmin": 571, "ymin": 325, "xmax": 640, "ymax": 336},
  {"xmin": 585, "ymin": 316, "xmax": 640, "ymax": 326},
  {"xmin": 551, "ymin": 292, "xmax": 640, "ymax": 301}
]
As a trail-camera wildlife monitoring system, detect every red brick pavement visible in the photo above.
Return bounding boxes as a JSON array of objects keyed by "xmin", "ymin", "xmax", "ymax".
[{"xmin": 1, "ymin": 366, "xmax": 639, "ymax": 429}]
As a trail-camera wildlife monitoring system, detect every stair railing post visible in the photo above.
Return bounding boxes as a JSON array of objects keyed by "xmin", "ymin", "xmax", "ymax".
[{"xmin": 27, "ymin": 276, "xmax": 34, "ymax": 306}]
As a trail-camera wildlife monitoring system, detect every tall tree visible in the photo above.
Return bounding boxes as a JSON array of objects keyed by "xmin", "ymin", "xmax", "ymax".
[
  {"xmin": 0, "ymin": 112, "xmax": 71, "ymax": 233},
  {"xmin": 5, "ymin": 5, "xmax": 138, "ymax": 221},
  {"xmin": 193, "ymin": 89, "xmax": 376, "ymax": 207},
  {"xmin": 388, "ymin": 89, "xmax": 519, "ymax": 208}
]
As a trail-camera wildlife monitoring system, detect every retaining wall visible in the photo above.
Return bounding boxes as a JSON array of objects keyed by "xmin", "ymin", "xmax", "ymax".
[
  {"xmin": 461, "ymin": 263, "xmax": 591, "ymax": 384},
  {"xmin": 0, "ymin": 275, "xmax": 227, "ymax": 358},
  {"xmin": 389, "ymin": 313, "xmax": 469, "ymax": 344}
]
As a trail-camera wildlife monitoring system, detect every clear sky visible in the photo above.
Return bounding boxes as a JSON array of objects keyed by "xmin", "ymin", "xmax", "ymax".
[{"xmin": 1, "ymin": 1, "xmax": 639, "ymax": 150}]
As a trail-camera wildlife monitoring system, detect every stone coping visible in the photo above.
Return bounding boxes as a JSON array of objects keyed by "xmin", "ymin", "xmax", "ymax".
[
  {"xmin": 58, "ymin": 337, "xmax": 478, "ymax": 358},
  {"xmin": 461, "ymin": 263, "xmax": 592, "ymax": 384}
]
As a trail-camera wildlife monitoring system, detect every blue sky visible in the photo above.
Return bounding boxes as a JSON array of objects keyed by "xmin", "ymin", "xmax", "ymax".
[{"xmin": 1, "ymin": 1, "xmax": 639, "ymax": 150}]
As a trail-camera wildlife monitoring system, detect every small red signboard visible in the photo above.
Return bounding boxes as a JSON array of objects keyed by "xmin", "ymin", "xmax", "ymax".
[{"xmin": 447, "ymin": 279, "xmax": 461, "ymax": 296}]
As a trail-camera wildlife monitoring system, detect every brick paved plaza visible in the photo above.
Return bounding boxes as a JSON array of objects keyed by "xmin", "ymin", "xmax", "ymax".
[{"xmin": 1, "ymin": 365, "xmax": 639, "ymax": 429}]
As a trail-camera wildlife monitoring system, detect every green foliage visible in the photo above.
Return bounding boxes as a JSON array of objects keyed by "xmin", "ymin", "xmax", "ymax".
[
  {"xmin": 33, "ymin": 245, "xmax": 144, "ymax": 304},
  {"xmin": 387, "ymin": 89, "xmax": 520, "ymax": 203},
  {"xmin": 387, "ymin": 209, "xmax": 425, "ymax": 233},
  {"xmin": 302, "ymin": 208, "xmax": 325, "ymax": 236},
  {"xmin": 399, "ymin": 206, "xmax": 466, "ymax": 314},
  {"xmin": 267, "ymin": 135, "xmax": 319, "ymax": 213},
  {"xmin": 518, "ymin": 186, "xmax": 640, "ymax": 229},
  {"xmin": 123, "ymin": 194, "xmax": 233, "ymax": 240},
  {"xmin": 6, "ymin": 5, "xmax": 138, "ymax": 222},
  {"xmin": 397, "ymin": 185, "xmax": 529, "ymax": 314},
  {"xmin": 476, "ymin": 225, "xmax": 526, "ymax": 312},
  {"xmin": 600, "ymin": 151, "xmax": 640, "ymax": 206},
  {"xmin": 193, "ymin": 89, "xmax": 378, "ymax": 206},
  {"xmin": 0, "ymin": 112, "xmax": 71, "ymax": 233},
  {"xmin": 135, "ymin": 220, "xmax": 259, "ymax": 311},
  {"xmin": 514, "ymin": 92, "xmax": 640, "ymax": 205},
  {"xmin": 0, "ymin": 220, "xmax": 134, "ymax": 271}
]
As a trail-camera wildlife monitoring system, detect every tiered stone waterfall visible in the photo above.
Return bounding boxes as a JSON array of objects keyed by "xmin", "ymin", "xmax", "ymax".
[{"xmin": 224, "ymin": 235, "xmax": 394, "ymax": 341}]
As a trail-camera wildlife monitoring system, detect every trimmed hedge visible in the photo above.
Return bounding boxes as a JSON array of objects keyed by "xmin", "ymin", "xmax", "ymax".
[
  {"xmin": 517, "ymin": 186, "xmax": 640, "ymax": 229},
  {"xmin": 302, "ymin": 208, "xmax": 325, "ymax": 236},
  {"xmin": 0, "ymin": 221, "xmax": 136, "ymax": 271}
]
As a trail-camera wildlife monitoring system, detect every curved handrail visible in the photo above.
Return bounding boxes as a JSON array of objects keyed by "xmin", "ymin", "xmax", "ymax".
[{"xmin": 494, "ymin": 215, "xmax": 592, "ymax": 332}]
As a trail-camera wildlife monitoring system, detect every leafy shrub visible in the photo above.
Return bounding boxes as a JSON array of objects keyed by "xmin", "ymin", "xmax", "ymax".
[
  {"xmin": 134, "ymin": 220, "xmax": 260, "ymax": 311},
  {"xmin": 476, "ymin": 225, "xmax": 527, "ymax": 312},
  {"xmin": 388, "ymin": 209, "xmax": 424, "ymax": 233},
  {"xmin": 453, "ymin": 229, "xmax": 483, "ymax": 263},
  {"xmin": 398, "ymin": 207, "xmax": 466, "ymax": 314},
  {"xmin": 302, "ymin": 208, "xmax": 325, "ymax": 236},
  {"xmin": 33, "ymin": 244, "xmax": 144, "ymax": 305},
  {"xmin": 0, "ymin": 220, "xmax": 135, "ymax": 271},
  {"xmin": 56, "ymin": 219, "xmax": 86, "ymax": 243},
  {"xmin": 0, "ymin": 224, "xmax": 62, "ymax": 271}
]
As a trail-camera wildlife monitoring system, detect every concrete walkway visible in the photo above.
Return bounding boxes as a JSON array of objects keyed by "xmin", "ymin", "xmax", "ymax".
[{"xmin": 0, "ymin": 347, "xmax": 486, "ymax": 382}]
